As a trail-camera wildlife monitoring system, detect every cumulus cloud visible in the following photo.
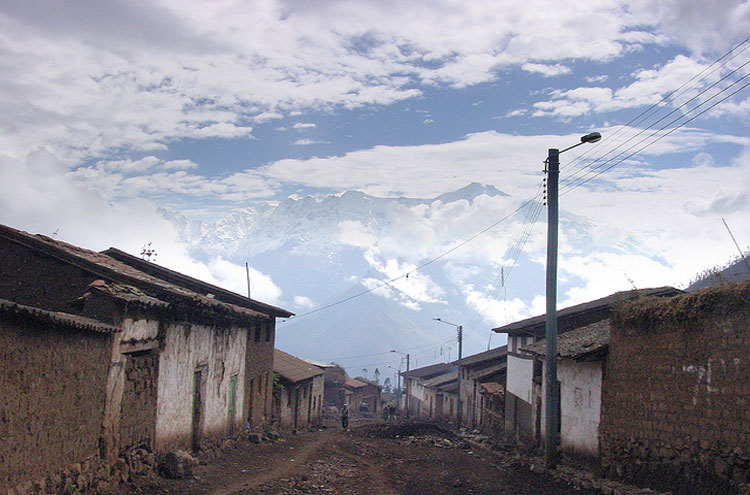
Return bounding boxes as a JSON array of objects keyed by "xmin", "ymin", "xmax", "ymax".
[
  {"xmin": 530, "ymin": 54, "xmax": 750, "ymax": 119},
  {"xmin": 294, "ymin": 296, "xmax": 316, "ymax": 308},
  {"xmin": 522, "ymin": 63, "xmax": 572, "ymax": 77},
  {"xmin": 0, "ymin": 150, "xmax": 284, "ymax": 305},
  {"xmin": 1, "ymin": 1, "xmax": 744, "ymax": 166}
]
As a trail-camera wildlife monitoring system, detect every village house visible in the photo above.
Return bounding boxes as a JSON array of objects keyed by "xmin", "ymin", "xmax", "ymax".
[
  {"xmin": 421, "ymin": 366, "xmax": 458, "ymax": 421},
  {"xmin": 101, "ymin": 247, "xmax": 292, "ymax": 429},
  {"xmin": 400, "ymin": 363, "xmax": 454, "ymax": 418},
  {"xmin": 272, "ymin": 349, "xmax": 325, "ymax": 430},
  {"xmin": 0, "ymin": 224, "xmax": 292, "ymax": 493},
  {"xmin": 0, "ymin": 298, "xmax": 120, "ymax": 492},
  {"xmin": 521, "ymin": 320, "xmax": 610, "ymax": 463},
  {"xmin": 493, "ymin": 287, "xmax": 681, "ymax": 447},
  {"xmin": 343, "ymin": 377, "xmax": 383, "ymax": 415},
  {"xmin": 599, "ymin": 282, "xmax": 750, "ymax": 494},
  {"xmin": 477, "ymin": 382, "xmax": 505, "ymax": 435},
  {"xmin": 456, "ymin": 345, "xmax": 507, "ymax": 428}
]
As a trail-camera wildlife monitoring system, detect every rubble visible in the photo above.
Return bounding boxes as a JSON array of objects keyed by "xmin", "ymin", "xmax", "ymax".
[{"xmin": 159, "ymin": 450, "xmax": 198, "ymax": 479}]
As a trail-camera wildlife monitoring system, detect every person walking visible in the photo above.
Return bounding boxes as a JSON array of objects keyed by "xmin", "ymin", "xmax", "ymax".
[{"xmin": 341, "ymin": 403, "xmax": 350, "ymax": 430}]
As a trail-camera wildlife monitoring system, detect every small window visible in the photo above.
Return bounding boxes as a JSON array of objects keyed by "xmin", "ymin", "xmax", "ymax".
[
  {"xmin": 254, "ymin": 323, "xmax": 261, "ymax": 342},
  {"xmin": 265, "ymin": 322, "xmax": 272, "ymax": 342}
]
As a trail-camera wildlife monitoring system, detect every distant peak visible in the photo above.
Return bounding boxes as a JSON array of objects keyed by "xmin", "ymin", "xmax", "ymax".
[{"xmin": 435, "ymin": 183, "xmax": 507, "ymax": 204}]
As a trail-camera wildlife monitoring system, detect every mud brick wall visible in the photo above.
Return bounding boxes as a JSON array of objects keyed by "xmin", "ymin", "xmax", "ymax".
[
  {"xmin": 245, "ymin": 320, "xmax": 275, "ymax": 427},
  {"xmin": 120, "ymin": 350, "xmax": 159, "ymax": 452},
  {"xmin": 601, "ymin": 282, "xmax": 750, "ymax": 495},
  {"xmin": 0, "ymin": 313, "xmax": 112, "ymax": 492}
]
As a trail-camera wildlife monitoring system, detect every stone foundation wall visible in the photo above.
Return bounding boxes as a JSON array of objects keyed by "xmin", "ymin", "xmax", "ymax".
[
  {"xmin": 120, "ymin": 350, "xmax": 159, "ymax": 451},
  {"xmin": 601, "ymin": 282, "xmax": 750, "ymax": 495}
]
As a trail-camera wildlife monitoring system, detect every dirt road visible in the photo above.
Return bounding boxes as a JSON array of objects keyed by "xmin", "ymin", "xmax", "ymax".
[{"xmin": 113, "ymin": 421, "xmax": 600, "ymax": 495}]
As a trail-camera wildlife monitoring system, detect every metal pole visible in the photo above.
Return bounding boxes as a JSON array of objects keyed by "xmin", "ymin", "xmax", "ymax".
[
  {"xmin": 545, "ymin": 148, "xmax": 560, "ymax": 469},
  {"xmin": 405, "ymin": 354, "xmax": 410, "ymax": 419},
  {"xmin": 246, "ymin": 262, "xmax": 251, "ymax": 299},
  {"xmin": 456, "ymin": 325, "xmax": 463, "ymax": 427}
]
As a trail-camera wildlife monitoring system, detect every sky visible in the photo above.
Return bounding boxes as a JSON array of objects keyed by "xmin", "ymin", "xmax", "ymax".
[{"xmin": 1, "ymin": 0, "xmax": 749, "ymax": 327}]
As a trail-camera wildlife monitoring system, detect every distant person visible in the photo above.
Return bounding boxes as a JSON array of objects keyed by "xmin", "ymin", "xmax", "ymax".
[
  {"xmin": 388, "ymin": 404, "xmax": 396, "ymax": 421},
  {"xmin": 341, "ymin": 403, "xmax": 350, "ymax": 429}
]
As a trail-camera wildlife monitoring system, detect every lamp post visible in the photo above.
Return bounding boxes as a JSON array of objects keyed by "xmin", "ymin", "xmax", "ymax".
[
  {"xmin": 387, "ymin": 363, "xmax": 402, "ymax": 407},
  {"xmin": 390, "ymin": 350, "xmax": 410, "ymax": 418},
  {"xmin": 544, "ymin": 131, "xmax": 601, "ymax": 469},
  {"xmin": 433, "ymin": 318, "xmax": 463, "ymax": 427}
]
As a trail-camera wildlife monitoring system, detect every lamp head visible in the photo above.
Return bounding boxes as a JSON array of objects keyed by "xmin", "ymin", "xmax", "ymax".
[
  {"xmin": 580, "ymin": 131, "xmax": 601, "ymax": 143},
  {"xmin": 433, "ymin": 317, "xmax": 441, "ymax": 321}
]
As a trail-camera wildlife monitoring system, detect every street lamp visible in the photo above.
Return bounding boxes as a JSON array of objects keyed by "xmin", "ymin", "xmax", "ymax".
[
  {"xmin": 433, "ymin": 318, "xmax": 463, "ymax": 427},
  {"xmin": 544, "ymin": 131, "xmax": 601, "ymax": 469},
  {"xmin": 387, "ymin": 364, "xmax": 402, "ymax": 408},
  {"xmin": 391, "ymin": 350, "xmax": 410, "ymax": 418}
]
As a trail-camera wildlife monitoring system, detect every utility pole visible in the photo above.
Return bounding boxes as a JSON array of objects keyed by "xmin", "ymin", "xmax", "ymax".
[
  {"xmin": 405, "ymin": 353, "xmax": 410, "ymax": 418},
  {"xmin": 391, "ymin": 350, "xmax": 410, "ymax": 418},
  {"xmin": 543, "ymin": 131, "xmax": 601, "ymax": 470},
  {"xmin": 457, "ymin": 324, "xmax": 463, "ymax": 427},
  {"xmin": 433, "ymin": 318, "xmax": 463, "ymax": 427},
  {"xmin": 545, "ymin": 147, "xmax": 560, "ymax": 470},
  {"xmin": 246, "ymin": 262, "xmax": 252, "ymax": 299}
]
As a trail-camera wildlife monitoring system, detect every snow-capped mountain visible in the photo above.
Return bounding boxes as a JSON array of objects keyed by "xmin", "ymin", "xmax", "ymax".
[{"xmin": 163, "ymin": 183, "xmax": 530, "ymax": 374}]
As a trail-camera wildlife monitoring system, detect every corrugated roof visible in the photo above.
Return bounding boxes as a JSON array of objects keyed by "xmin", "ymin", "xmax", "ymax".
[
  {"xmin": 492, "ymin": 287, "xmax": 682, "ymax": 335},
  {"xmin": 274, "ymin": 349, "xmax": 324, "ymax": 383},
  {"xmin": 522, "ymin": 319, "xmax": 610, "ymax": 361},
  {"xmin": 401, "ymin": 362, "xmax": 455, "ymax": 379},
  {"xmin": 471, "ymin": 361, "xmax": 507, "ymax": 380},
  {"xmin": 423, "ymin": 366, "xmax": 457, "ymax": 388},
  {"xmin": 0, "ymin": 298, "xmax": 119, "ymax": 334},
  {"xmin": 454, "ymin": 345, "xmax": 507, "ymax": 367},
  {"xmin": 0, "ymin": 224, "xmax": 268, "ymax": 321}
]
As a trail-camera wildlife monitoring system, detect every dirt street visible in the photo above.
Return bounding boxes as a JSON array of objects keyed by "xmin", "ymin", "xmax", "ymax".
[{"xmin": 110, "ymin": 421, "xmax": 600, "ymax": 495}]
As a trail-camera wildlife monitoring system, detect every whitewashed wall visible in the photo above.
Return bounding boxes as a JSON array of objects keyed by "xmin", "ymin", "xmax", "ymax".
[
  {"xmin": 559, "ymin": 360, "xmax": 602, "ymax": 456},
  {"xmin": 506, "ymin": 354, "xmax": 534, "ymax": 403},
  {"xmin": 155, "ymin": 323, "xmax": 248, "ymax": 452}
]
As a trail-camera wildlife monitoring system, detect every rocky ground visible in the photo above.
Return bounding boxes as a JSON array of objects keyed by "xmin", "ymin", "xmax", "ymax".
[{"xmin": 103, "ymin": 420, "xmax": 669, "ymax": 495}]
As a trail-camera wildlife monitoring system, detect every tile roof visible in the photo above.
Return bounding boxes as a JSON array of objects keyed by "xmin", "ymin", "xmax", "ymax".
[
  {"xmin": 492, "ymin": 287, "xmax": 682, "ymax": 335},
  {"xmin": 0, "ymin": 224, "xmax": 269, "ymax": 321},
  {"xmin": 479, "ymin": 382, "xmax": 504, "ymax": 397},
  {"xmin": 351, "ymin": 377, "xmax": 384, "ymax": 389},
  {"xmin": 274, "ymin": 349, "xmax": 325, "ymax": 383},
  {"xmin": 344, "ymin": 376, "xmax": 368, "ymax": 389},
  {"xmin": 86, "ymin": 280, "xmax": 170, "ymax": 308},
  {"xmin": 103, "ymin": 247, "xmax": 293, "ymax": 318},
  {"xmin": 0, "ymin": 298, "xmax": 119, "ymax": 334},
  {"xmin": 522, "ymin": 319, "xmax": 610, "ymax": 361}
]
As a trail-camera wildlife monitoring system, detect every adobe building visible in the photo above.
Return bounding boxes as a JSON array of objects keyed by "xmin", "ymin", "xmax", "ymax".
[
  {"xmin": 272, "ymin": 349, "xmax": 325, "ymax": 429},
  {"xmin": 0, "ymin": 224, "xmax": 292, "ymax": 493}
]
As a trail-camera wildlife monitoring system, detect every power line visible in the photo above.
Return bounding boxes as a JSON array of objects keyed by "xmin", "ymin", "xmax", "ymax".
[
  {"xmin": 562, "ymin": 75, "xmax": 750, "ymax": 195},
  {"xmin": 562, "ymin": 59, "xmax": 750, "ymax": 191},
  {"xmin": 560, "ymin": 35, "xmax": 750, "ymax": 177},
  {"xmin": 281, "ymin": 191, "xmax": 545, "ymax": 322},
  {"xmin": 284, "ymin": 37, "xmax": 750, "ymax": 368}
]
